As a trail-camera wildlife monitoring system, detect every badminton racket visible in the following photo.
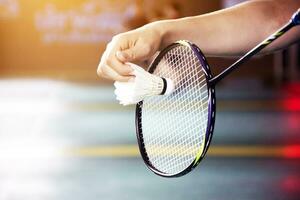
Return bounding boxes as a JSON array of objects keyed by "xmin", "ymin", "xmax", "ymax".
[{"xmin": 136, "ymin": 9, "xmax": 300, "ymax": 177}]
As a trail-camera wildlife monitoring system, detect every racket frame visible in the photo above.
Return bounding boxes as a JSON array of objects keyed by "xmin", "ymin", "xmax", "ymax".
[
  {"xmin": 135, "ymin": 8, "xmax": 300, "ymax": 177},
  {"xmin": 135, "ymin": 41, "xmax": 216, "ymax": 177}
]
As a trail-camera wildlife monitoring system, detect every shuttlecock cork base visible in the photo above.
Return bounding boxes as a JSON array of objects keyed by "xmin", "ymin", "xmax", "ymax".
[{"xmin": 114, "ymin": 63, "xmax": 174, "ymax": 106}]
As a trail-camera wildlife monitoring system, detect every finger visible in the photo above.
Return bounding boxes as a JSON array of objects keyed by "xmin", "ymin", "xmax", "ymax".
[
  {"xmin": 100, "ymin": 64, "xmax": 133, "ymax": 82},
  {"xmin": 98, "ymin": 55, "xmax": 133, "ymax": 78},
  {"xmin": 99, "ymin": 39, "xmax": 134, "ymax": 76},
  {"xmin": 116, "ymin": 43, "xmax": 151, "ymax": 62},
  {"xmin": 97, "ymin": 46, "xmax": 110, "ymax": 77},
  {"xmin": 107, "ymin": 56, "xmax": 133, "ymax": 76}
]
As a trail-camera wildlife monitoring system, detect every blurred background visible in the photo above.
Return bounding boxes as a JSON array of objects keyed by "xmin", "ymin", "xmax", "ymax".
[{"xmin": 0, "ymin": 0, "xmax": 300, "ymax": 199}]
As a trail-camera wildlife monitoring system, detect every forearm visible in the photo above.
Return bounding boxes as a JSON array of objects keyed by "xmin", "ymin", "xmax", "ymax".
[{"xmin": 152, "ymin": 0, "xmax": 300, "ymax": 56}]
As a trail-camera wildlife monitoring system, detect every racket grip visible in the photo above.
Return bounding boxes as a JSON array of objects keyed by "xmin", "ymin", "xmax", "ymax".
[{"xmin": 291, "ymin": 9, "xmax": 300, "ymax": 25}]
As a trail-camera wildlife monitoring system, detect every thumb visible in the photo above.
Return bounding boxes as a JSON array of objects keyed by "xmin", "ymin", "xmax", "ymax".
[
  {"xmin": 116, "ymin": 45, "xmax": 149, "ymax": 62},
  {"xmin": 116, "ymin": 49, "xmax": 136, "ymax": 62}
]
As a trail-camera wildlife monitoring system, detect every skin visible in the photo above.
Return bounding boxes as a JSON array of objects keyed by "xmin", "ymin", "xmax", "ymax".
[{"xmin": 97, "ymin": 0, "xmax": 300, "ymax": 82}]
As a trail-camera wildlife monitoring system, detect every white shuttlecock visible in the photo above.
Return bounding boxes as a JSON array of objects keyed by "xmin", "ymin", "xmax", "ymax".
[{"xmin": 114, "ymin": 63, "xmax": 174, "ymax": 106}]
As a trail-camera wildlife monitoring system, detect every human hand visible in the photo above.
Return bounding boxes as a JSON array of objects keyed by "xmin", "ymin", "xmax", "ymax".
[{"xmin": 97, "ymin": 23, "xmax": 163, "ymax": 81}]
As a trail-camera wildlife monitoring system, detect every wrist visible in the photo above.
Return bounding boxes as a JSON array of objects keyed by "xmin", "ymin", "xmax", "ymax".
[{"xmin": 146, "ymin": 20, "xmax": 174, "ymax": 50}]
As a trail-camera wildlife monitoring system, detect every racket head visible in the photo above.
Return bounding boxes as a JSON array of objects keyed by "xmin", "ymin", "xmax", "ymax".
[{"xmin": 135, "ymin": 40, "xmax": 216, "ymax": 177}]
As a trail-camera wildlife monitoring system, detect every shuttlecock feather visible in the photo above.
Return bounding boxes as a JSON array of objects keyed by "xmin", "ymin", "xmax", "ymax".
[{"xmin": 114, "ymin": 63, "xmax": 174, "ymax": 105}]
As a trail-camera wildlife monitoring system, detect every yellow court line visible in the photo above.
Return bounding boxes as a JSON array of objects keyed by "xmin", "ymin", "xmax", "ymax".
[
  {"xmin": 65, "ymin": 145, "xmax": 291, "ymax": 158},
  {"xmin": 67, "ymin": 146, "xmax": 139, "ymax": 157}
]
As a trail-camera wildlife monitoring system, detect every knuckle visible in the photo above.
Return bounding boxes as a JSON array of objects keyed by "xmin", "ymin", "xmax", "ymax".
[
  {"xmin": 105, "ymin": 41, "xmax": 113, "ymax": 50},
  {"xmin": 96, "ymin": 67, "xmax": 103, "ymax": 76},
  {"xmin": 112, "ymin": 34, "xmax": 122, "ymax": 42}
]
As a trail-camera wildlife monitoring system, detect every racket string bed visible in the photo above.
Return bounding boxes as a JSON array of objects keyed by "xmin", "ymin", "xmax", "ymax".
[{"xmin": 141, "ymin": 45, "xmax": 209, "ymax": 174}]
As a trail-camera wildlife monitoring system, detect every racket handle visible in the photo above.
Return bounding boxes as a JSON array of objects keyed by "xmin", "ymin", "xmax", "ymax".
[{"xmin": 291, "ymin": 9, "xmax": 300, "ymax": 25}]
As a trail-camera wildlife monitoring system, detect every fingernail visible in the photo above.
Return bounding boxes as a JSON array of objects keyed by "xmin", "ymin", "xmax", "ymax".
[{"xmin": 128, "ymin": 71, "xmax": 134, "ymax": 76}]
